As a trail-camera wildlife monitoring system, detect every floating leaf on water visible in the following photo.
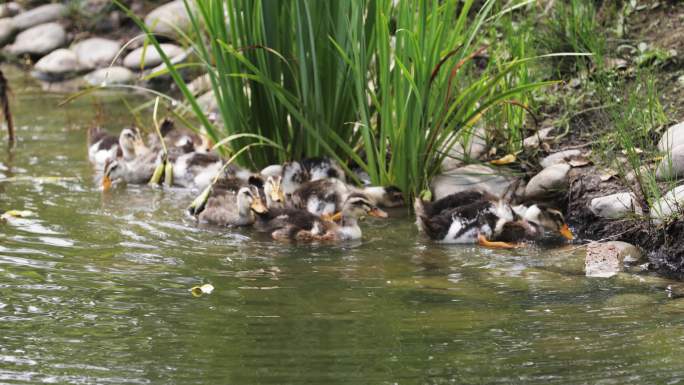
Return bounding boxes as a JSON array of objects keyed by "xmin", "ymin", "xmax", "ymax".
[
  {"xmin": 2, "ymin": 210, "xmax": 34, "ymax": 220},
  {"xmin": 490, "ymin": 154, "xmax": 516, "ymax": 165},
  {"xmin": 190, "ymin": 283, "xmax": 214, "ymax": 297}
]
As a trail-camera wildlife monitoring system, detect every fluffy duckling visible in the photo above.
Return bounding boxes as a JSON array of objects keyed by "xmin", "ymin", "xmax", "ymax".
[
  {"xmin": 171, "ymin": 152, "xmax": 224, "ymax": 189},
  {"xmin": 88, "ymin": 127, "xmax": 119, "ymax": 166},
  {"xmin": 414, "ymin": 190, "xmax": 574, "ymax": 246},
  {"xmin": 301, "ymin": 156, "xmax": 346, "ymax": 181},
  {"xmin": 198, "ymin": 186, "xmax": 266, "ymax": 227},
  {"xmin": 291, "ymin": 178, "xmax": 405, "ymax": 218},
  {"xmin": 264, "ymin": 176, "xmax": 286, "ymax": 209},
  {"xmin": 512, "ymin": 203, "xmax": 574, "ymax": 241},
  {"xmin": 255, "ymin": 193, "xmax": 387, "ymax": 242},
  {"xmin": 148, "ymin": 118, "xmax": 210, "ymax": 154},
  {"xmin": 101, "ymin": 151, "xmax": 159, "ymax": 189},
  {"xmin": 280, "ymin": 161, "xmax": 309, "ymax": 197}
]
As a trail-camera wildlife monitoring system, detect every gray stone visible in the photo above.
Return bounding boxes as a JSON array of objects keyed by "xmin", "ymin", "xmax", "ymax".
[
  {"xmin": 586, "ymin": 241, "xmax": 643, "ymax": 278},
  {"xmin": 650, "ymin": 185, "xmax": 684, "ymax": 223},
  {"xmin": 589, "ymin": 192, "xmax": 642, "ymax": 219},
  {"xmin": 122, "ymin": 43, "xmax": 183, "ymax": 69},
  {"xmin": 656, "ymin": 143, "xmax": 684, "ymax": 180},
  {"xmin": 72, "ymin": 37, "xmax": 121, "ymax": 69},
  {"xmin": 5, "ymin": 22, "xmax": 66, "ymax": 56},
  {"xmin": 430, "ymin": 164, "xmax": 518, "ymax": 200},
  {"xmin": 441, "ymin": 126, "xmax": 488, "ymax": 171},
  {"xmin": 188, "ymin": 73, "xmax": 211, "ymax": 96},
  {"xmin": 11, "ymin": 3, "xmax": 66, "ymax": 31},
  {"xmin": 523, "ymin": 127, "xmax": 554, "ymax": 150},
  {"xmin": 84, "ymin": 66, "xmax": 135, "ymax": 86},
  {"xmin": 0, "ymin": 18, "xmax": 15, "ymax": 46},
  {"xmin": 0, "ymin": 3, "xmax": 22, "ymax": 19},
  {"xmin": 33, "ymin": 48, "xmax": 81, "ymax": 78},
  {"xmin": 145, "ymin": 48, "xmax": 191, "ymax": 77},
  {"xmin": 539, "ymin": 149, "xmax": 582, "ymax": 168},
  {"xmin": 524, "ymin": 163, "xmax": 570, "ymax": 198},
  {"xmin": 144, "ymin": 0, "xmax": 192, "ymax": 37},
  {"xmin": 658, "ymin": 121, "xmax": 684, "ymax": 152}
]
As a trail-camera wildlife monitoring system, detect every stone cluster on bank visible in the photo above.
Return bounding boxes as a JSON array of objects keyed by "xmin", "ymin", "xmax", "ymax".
[{"xmin": 0, "ymin": 1, "xmax": 192, "ymax": 88}]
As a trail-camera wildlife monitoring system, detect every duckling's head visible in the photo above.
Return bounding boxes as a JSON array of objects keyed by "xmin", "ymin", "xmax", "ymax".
[
  {"xmin": 520, "ymin": 204, "xmax": 574, "ymax": 240},
  {"xmin": 281, "ymin": 161, "xmax": 308, "ymax": 195},
  {"xmin": 118, "ymin": 127, "xmax": 142, "ymax": 160},
  {"xmin": 342, "ymin": 193, "xmax": 388, "ymax": 220},
  {"xmin": 363, "ymin": 185, "xmax": 405, "ymax": 208},
  {"xmin": 237, "ymin": 186, "xmax": 267, "ymax": 215},
  {"xmin": 264, "ymin": 176, "xmax": 286, "ymax": 208},
  {"xmin": 102, "ymin": 159, "xmax": 126, "ymax": 190}
]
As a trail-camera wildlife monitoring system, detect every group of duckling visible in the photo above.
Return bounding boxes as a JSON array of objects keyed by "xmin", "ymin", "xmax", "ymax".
[{"xmin": 87, "ymin": 121, "xmax": 574, "ymax": 247}]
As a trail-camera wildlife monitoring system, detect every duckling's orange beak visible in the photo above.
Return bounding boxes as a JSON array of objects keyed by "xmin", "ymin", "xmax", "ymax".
[
  {"xmin": 368, "ymin": 207, "xmax": 388, "ymax": 218},
  {"xmin": 102, "ymin": 175, "xmax": 112, "ymax": 191},
  {"xmin": 559, "ymin": 224, "xmax": 574, "ymax": 240},
  {"xmin": 250, "ymin": 197, "xmax": 268, "ymax": 214}
]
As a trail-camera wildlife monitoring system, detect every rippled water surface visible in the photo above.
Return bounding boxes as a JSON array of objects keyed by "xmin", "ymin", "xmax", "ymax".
[{"xmin": 2, "ymin": 66, "xmax": 684, "ymax": 384}]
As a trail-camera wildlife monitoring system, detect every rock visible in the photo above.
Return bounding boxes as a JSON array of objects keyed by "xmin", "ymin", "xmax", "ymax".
[
  {"xmin": 11, "ymin": 3, "xmax": 66, "ymax": 31},
  {"xmin": 0, "ymin": 18, "xmax": 15, "ymax": 46},
  {"xmin": 650, "ymin": 185, "xmax": 684, "ymax": 223},
  {"xmin": 123, "ymin": 43, "xmax": 183, "ymax": 69},
  {"xmin": 430, "ymin": 164, "xmax": 519, "ymax": 200},
  {"xmin": 79, "ymin": 0, "xmax": 110, "ymax": 17},
  {"xmin": 523, "ymin": 127, "xmax": 554, "ymax": 150},
  {"xmin": 5, "ymin": 22, "xmax": 66, "ymax": 57},
  {"xmin": 658, "ymin": 121, "xmax": 684, "ymax": 152},
  {"xmin": 188, "ymin": 74, "xmax": 211, "ymax": 96},
  {"xmin": 144, "ymin": 0, "xmax": 192, "ymax": 37},
  {"xmin": 145, "ymin": 48, "xmax": 191, "ymax": 77},
  {"xmin": 197, "ymin": 90, "xmax": 219, "ymax": 115},
  {"xmin": 589, "ymin": 192, "xmax": 643, "ymax": 219},
  {"xmin": 0, "ymin": 3, "xmax": 22, "ymax": 19},
  {"xmin": 539, "ymin": 149, "xmax": 582, "ymax": 168},
  {"xmin": 441, "ymin": 127, "xmax": 488, "ymax": 171},
  {"xmin": 586, "ymin": 241, "xmax": 643, "ymax": 278},
  {"xmin": 84, "ymin": 66, "xmax": 135, "ymax": 86},
  {"xmin": 524, "ymin": 163, "xmax": 570, "ymax": 199},
  {"xmin": 72, "ymin": 37, "xmax": 121, "ymax": 70},
  {"xmin": 656, "ymin": 143, "xmax": 684, "ymax": 180},
  {"xmin": 32, "ymin": 48, "xmax": 81, "ymax": 79}
]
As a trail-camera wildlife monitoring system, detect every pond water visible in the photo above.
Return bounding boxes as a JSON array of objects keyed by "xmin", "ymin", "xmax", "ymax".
[{"xmin": 1, "ymin": 65, "xmax": 684, "ymax": 384}]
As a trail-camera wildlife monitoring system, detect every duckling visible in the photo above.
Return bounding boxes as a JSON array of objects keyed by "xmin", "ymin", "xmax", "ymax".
[
  {"xmin": 415, "ymin": 196, "xmax": 521, "ymax": 246},
  {"xmin": 264, "ymin": 176, "xmax": 286, "ymax": 209},
  {"xmin": 88, "ymin": 127, "xmax": 118, "ymax": 166},
  {"xmin": 256, "ymin": 193, "xmax": 387, "ymax": 242},
  {"xmin": 512, "ymin": 203, "xmax": 574, "ymax": 241},
  {"xmin": 118, "ymin": 127, "xmax": 146, "ymax": 162},
  {"xmin": 291, "ymin": 179, "xmax": 405, "ymax": 218},
  {"xmin": 198, "ymin": 186, "xmax": 266, "ymax": 227},
  {"xmin": 301, "ymin": 156, "xmax": 346, "ymax": 181},
  {"xmin": 171, "ymin": 152, "xmax": 223, "ymax": 189},
  {"xmin": 280, "ymin": 161, "xmax": 309, "ymax": 197},
  {"xmin": 101, "ymin": 151, "xmax": 159, "ymax": 189},
  {"xmin": 148, "ymin": 118, "xmax": 209, "ymax": 154}
]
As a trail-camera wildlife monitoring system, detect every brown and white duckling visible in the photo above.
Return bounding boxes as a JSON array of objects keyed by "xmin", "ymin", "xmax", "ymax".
[
  {"xmin": 197, "ymin": 186, "xmax": 266, "ymax": 227},
  {"xmin": 148, "ymin": 118, "xmax": 210, "ymax": 154},
  {"xmin": 512, "ymin": 203, "xmax": 574, "ymax": 241},
  {"xmin": 88, "ymin": 127, "xmax": 119, "ymax": 166},
  {"xmin": 101, "ymin": 150, "xmax": 159, "ymax": 190},
  {"xmin": 291, "ymin": 178, "xmax": 405, "ymax": 218},
  {"xmin": 255, "ymin": 193, "xmax": 387, "ymax": 242},
  {"xmin": 301, "ymin": 156, "xmax": 346, "ymax": 181},
  {"xmin": 171, "ymin": 152, "xmax": 224, "ymax": 189},
  {"xmin": 264, "ymin": 176, "xmax": 286, "ymax": 209}
]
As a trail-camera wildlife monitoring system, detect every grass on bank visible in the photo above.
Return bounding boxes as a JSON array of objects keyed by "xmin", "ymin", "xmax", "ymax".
[{"xmin": 120, "ymin": 0, "xmax": 555, "ymax": 197}]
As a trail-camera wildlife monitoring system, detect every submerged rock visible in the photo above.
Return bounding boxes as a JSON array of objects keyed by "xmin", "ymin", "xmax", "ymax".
[
  {"xmin": 144, "ymin": 0, "xmax": 193, "ymax": 37},
  {"xmin": 589, "ymin": 192, "xmax": 642, "ymax": 219},
  {"xmin": 0, "ymin": 3, "xmax": 22, "ymax": 19},
  {"xmin": 524, "ymin": 163, "xmax": 570, "ymax": 199},
  {"xmin": 11, "ymin": 3, "xmax": 66, "ymax": 31},
  {"xmin": 72, "ymin": 37, "xmax": 121, "ymax": 70},
  {"xmin": 84, "ymin": 66, "xmax": 135, "ymax": 86},
  {"xmin": 658, "ymin": 121, "xmax": 684, "ymax": 152},
  {"xmin": 122, "ymin": 43, "xmax": 183, "ymax": 69},
  {"xmin": 430, "ymin": 164, "xmax": 519, "ymax": 200},
  {"xmin": 0, "ymin": 18, "xmax": 15, "ymax": 46},
  {"xmin": 650, "ymin": 185, "xmax": 684, "ymax": 222},
  {"xmin": 539, "ymin": 149, "xmax": 582, "ymax": 168},
  {"xmin": 33, "ymin": 48, "xmax": 81, "ymax": 80},
  {"xmin": 5, "ymin": 22, "xmax": 66, "ymax": 57},
  {"xmin": 586, "ymin": 241, "xmax": 643, "ymax": 278}
]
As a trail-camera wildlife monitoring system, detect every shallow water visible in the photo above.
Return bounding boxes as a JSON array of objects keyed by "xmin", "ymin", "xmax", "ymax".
[{"xmin": 1, "ymin": 66, "xmax": 684, "ymax": 385}]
